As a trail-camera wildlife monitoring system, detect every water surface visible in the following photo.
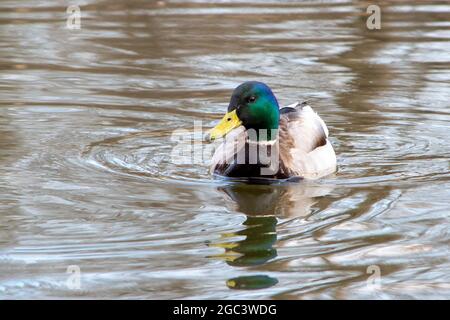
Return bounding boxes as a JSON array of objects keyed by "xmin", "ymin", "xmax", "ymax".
[{"xmin": 0, "ymin": 0, "xmax": 449, "ymax": 299}]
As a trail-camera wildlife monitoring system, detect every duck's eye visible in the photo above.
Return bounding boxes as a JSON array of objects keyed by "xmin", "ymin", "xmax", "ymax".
[
  {"xmin": 248, "ymin": 96, "xmax": 256, "ymax": 103},
  {"xmin": 227, "ymin": 117, "xmax": 231, "ymax": 121}
]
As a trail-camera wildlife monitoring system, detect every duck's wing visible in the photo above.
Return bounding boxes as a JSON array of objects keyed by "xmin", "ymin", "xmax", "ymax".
[
  {"xmin": 279, "ymin": 102, "xmax": 337, "ymax": 179},
  {"xmin": 210, "ymin": 125, "xmax": 247, "ymax": 175}
]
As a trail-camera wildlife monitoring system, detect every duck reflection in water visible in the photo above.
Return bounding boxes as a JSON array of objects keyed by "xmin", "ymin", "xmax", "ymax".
[{"xmin": 209, "ymin": 182, "xmax": 333, "ymax": 290}]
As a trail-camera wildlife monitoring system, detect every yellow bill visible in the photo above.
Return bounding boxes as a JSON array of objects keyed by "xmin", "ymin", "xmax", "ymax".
[{"xmin": 206, "ymin": 109, "xmax": 242, "ymax": 141}]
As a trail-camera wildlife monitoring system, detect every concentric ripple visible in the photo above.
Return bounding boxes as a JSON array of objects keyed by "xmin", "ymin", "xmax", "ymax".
[{"xmin": 81, "ymin": 129, "xmax": 215, "ymax": 184}]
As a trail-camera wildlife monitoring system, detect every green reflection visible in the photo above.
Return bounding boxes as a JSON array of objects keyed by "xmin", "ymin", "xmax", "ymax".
[
  {"xmin": 211, "ymin": 183, "xmax": 285, "ymax": 290},
  {"xmin": 227, "ymin": 275, "xmax": 278, "ymax": 290},
  {"xmin": 211, "ymin": 184, "xmax": 283, "ymax": 266},
  {"xmin": 220, "ymin": 214, "xmax": 277, "ymax": 267},
  {"xmin": 210, "ymin": 182, "xmax": 332, "ymax": 290}
]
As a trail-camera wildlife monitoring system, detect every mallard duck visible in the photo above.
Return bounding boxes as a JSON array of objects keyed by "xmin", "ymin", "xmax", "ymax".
[{"xmin": 206, "ymin": 81, "xmax": 336, "ymax": 180}]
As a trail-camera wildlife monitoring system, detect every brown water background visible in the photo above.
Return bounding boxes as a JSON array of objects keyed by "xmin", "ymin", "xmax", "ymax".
[{"xmin": 0, "ymin": 0, "xmax": 449, "ymax": 299}]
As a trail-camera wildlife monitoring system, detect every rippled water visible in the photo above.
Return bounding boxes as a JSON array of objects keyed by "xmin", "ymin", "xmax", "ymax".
[{"xmin": 0, "ymin": 0, "xmax": 449, "ymax": 299}]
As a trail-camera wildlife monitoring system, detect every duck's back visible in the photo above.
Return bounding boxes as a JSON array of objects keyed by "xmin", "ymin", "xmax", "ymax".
[{"xmin": 278, "ymin": 102, "xmax": 337, "ymax": 179}]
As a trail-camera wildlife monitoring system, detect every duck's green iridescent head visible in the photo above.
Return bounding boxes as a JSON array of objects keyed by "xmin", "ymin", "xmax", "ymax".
[{"xmin": 208, "ymin": 81, "xmax": 280, "ymax": 141}]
